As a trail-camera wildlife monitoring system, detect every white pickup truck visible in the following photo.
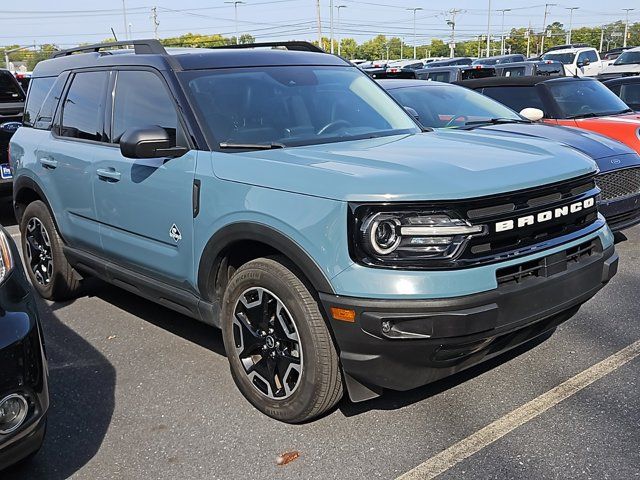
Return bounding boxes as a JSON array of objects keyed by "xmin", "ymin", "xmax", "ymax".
[{"xmin": 542, "ymin": 47, "xmax": 606, "ymax": 77}]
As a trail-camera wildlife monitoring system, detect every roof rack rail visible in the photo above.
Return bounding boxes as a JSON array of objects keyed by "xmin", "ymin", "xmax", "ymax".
[
  {"xmin": 206, "ymin": 41, "xmax": 325, "ymax": 53},
  {"xmin": 51, "ymin": 39, "xmax": 167, "ymax": 58}
]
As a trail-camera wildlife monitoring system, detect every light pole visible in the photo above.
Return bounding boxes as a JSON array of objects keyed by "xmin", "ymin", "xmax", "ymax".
[
  {"xmin": 122, "ymin": 0, "xmax": 129, "ymax": 40},
  {"xmin": 540, "ymin": 3, "xmax": 557, "ymax": 55},
  {"xmin": 330, "ymin": 0, "xmax": 334, "ymax": 53},
  {"xmin": 225, "ymin": 1, "xmax": 245, "ymax": 45},
  {"xmin": 565, "ymin": 7, "xmax": 579, "ymax": 44},
  {"xmin": 336, "ymin": 4, "xmax": 346, "ymax": 56},
  {"xmin": 623, "ymin": 8, "xmax": 635, "ymax": 48},
  {"xmin": 485, "ymin": 0, "xmax": 492, "ymax": 57},
  {"xmin": 406, "ymin": 7, "xmax": 423, "ymax": 60},
  {"xmin": 498, "ymin": 8, "xmax": 511, "ymax": 55}
]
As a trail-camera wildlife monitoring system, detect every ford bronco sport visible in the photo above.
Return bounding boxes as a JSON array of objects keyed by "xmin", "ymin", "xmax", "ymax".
[{"xmin": 10, "ymin": 40, "xmax": 618, "ymax": 423}]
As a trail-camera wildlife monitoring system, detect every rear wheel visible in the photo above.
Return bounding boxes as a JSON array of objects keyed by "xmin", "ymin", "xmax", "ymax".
[
  {"xmin": 221, "ymin": 256, "xmax": 343, "ymax": 423},
  {"xmin": 20, "ymin": 201, "xmax": 81, "ymax": 300}
]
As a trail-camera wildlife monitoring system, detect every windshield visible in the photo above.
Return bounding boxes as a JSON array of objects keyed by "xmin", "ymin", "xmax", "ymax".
[
  {"xmin": 547, "ymin": 80, "xmax": 632, "ymax": 118},
  {"xmin": 181, "ymin": 66, "xmax": 419, "ymax": 148},
  {"xmin": 0, "ymin": 71, "xmax": 25, "ymax": 102},
  {"xmin": 614, "ymin": 51, "xmax": 640, "ymax": 66},
  {"xmin": 387, "ymin": 84, "xmax": 521, "ymax": 128},
  {"xmin": 542, "ymin": 52, "xmax": 576, "ymax": 65}
]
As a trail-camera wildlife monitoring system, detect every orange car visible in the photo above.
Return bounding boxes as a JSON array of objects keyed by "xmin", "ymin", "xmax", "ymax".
[{"xmin": 457, "ymin": 76, "xmax": 640, "ymax": 154}]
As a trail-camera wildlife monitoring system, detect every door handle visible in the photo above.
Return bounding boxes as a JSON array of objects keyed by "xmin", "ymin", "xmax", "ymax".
[
  {"xmin": 39, "ymin": 158, "xmax": 58, "ymax": 169},
  {"xmin": 96, "ymin": 168, "xmax": 121, "ymax": 182}
]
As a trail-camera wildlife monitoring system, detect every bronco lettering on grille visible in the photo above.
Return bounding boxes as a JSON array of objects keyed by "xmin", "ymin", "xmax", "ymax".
[{"xmin": 494, "ymin": 197, "xmax": 595, "ymax": 233}]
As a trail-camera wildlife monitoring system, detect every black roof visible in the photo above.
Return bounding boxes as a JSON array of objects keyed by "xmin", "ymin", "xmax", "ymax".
[
  {"xmin": 454, "ymin": 75, "xmax": 596, "ymax": 89},
  {"xmin": 603, "ymin": 75, "xmax": 640, "ymax": 86},
  {"xmin": 33, "ymin": 39, "xmax": 350, "ymax": 78},
  {"xmin": 377, "ymin": 79, "xmax": 450, "ymax": 90}
]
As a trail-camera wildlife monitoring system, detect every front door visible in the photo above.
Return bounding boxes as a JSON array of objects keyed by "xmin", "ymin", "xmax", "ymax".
[{"xmin": 93, "ymin": 69, "xmax": 196, "ymax": 289}]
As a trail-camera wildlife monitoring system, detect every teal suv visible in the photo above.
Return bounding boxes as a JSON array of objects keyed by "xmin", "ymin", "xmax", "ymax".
[{"xmin": 10, "ymin": 41, "xmax": 618, "ymax": 422}]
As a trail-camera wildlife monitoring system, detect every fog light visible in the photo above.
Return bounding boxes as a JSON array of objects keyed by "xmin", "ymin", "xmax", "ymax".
[{"xmin": 0, "ymin": 394, "xmax": 28, "ymax": 434}]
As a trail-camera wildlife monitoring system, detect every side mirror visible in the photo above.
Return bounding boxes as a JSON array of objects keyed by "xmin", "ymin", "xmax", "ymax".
[
  {"xmin": 404, "ymin": 106, "xmax": 420, "ymax": 121},
  {"xmin": 519, "ymin": 107, "xmax": 544, "ymax": 122},
  {"xmin": 119, "ymin": 126, "xmax": 188, "ymax": 159}
]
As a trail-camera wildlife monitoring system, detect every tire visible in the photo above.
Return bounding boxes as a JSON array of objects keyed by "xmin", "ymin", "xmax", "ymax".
[
  {"xmin": 221, "ymin": 256, "xmax": 343, "ymax": 423},
  {"xmin": 20, "ymin": 201, "xmax": 81, "ymax": 301}
]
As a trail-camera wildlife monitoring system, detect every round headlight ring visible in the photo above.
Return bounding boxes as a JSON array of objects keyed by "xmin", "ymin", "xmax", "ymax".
[{"xmin": 369, "ymin": 217, "xmax": 402, "ymax": 255}]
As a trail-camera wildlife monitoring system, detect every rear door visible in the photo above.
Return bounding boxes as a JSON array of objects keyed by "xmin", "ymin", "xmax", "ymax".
[
  {"xmin": 93, "ymin": 68, "xmax": 196, "ymax": 288},
  {"xmin": 43, "ymin": 70, "xmax": 110, "ymax": 252}
]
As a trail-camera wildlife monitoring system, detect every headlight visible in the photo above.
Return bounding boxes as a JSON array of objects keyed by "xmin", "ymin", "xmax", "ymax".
[
  {"xmin": 351, "ymin": 207, "xmax": 486, "ymax": 268},
  {"xmin": 0, "ymin": 230, "xmax": 15, "ymax": 283}
]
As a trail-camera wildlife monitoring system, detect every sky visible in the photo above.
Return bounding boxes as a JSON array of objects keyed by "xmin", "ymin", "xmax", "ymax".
[{"xmin": 2, "ymin": 0, "xmax": 639, "ymax": 48}]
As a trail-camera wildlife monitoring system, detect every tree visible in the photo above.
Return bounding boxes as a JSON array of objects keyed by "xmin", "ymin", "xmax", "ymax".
[{"xmin": 239, "ymin": 34, "xmax": 255, "ymax": 44}]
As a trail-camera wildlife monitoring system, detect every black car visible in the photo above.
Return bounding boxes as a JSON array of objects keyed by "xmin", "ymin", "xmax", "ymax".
[
  {"xmin": 0, "ymin": 226, "xmax": 48, "ymax": 470},
  {"xmin": 422, "ymin": 57, "xmax": 473, "ymax": 68},
  {"xmin": 415, "ymin": 65, "xmax": 495, "ymax": 83},
  {"xmin": 604, "ymin": 75, "xmax": 640, "ymax": 111},
  {"xmin": 381, "ymin": 79, "xmax": 640, "ymax": 232},
  {"xmin": 494, "ymin": 60, "xmax": 565, "ymax": 77},
  {"xmin": 472, "ymin": 54, "xmax": 526, "ymax": 66},
  {"xmin": 0, "ymin": 70, "xmax": 25, "ymax": 196}
]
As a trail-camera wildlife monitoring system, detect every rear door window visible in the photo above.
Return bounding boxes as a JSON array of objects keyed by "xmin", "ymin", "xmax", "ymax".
[
  {"xmin": 501, "ymin": 67, "xmax": 526, "ymax": 77},
  {"xmin": 59, "ymin": 71, "xmax": 109, "ymax": 142},
  {"xmin": 427, "ymin": 72, "xmax": 451, "ymax": 82},
  {"xmin": 481, "ymin": 86, "xmax": 546, "ymax": 113},
  {"xmin": 23, "ymin": 77, "xmax": 56, "ymax": 127},
  {"xmin": 0, "ymin": 71, "xmax": 25, "ymax": 102}
]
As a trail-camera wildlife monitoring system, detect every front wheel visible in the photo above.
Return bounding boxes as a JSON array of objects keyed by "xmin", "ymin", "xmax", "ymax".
[{"xmin": 221, "ymin": 256, "xmax": 343, "ymax": 423}]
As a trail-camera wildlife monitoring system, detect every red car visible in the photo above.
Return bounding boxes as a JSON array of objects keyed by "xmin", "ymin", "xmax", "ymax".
[{"xmin": 458, "ymin": 76, "xmax": 640, "ymax": 154}]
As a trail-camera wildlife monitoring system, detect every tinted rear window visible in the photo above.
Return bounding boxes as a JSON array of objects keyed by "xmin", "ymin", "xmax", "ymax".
[
  {"xmin": 535, "ymin": 63, "xmax": 564, "ymax": 76},
  {"xmin": 0, "ymin": 71, "xmax": 25, "ymax": 102},
  {"xmin": 60, "ymin": 71, "xmax": 109, "ymax": 142},
  {"xmin": 481, "ymin": 86, "xmax": 546, "ymax": 113},
  {"xmin": 461, "ymin": 69, "xmax": 494, "ymax": 80},
  {"xmin": 23, "ymin": 77, "xmax": 56, "ymax": 127}
]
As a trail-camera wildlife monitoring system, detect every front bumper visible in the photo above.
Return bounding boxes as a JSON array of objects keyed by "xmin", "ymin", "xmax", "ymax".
[
  {"xmin": 599, "ymin": 194, "xmax": 640, "ymax": 232},
  {"xmin": 321, "ymin": 241, "xmax": 618, "ymax": 401},
  {"xmin": 0, "ymin": 252, "xmax": 48, "ymax": 470}
]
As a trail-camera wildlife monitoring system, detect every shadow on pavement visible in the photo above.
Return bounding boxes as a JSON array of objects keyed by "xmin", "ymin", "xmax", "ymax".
[
  {"xmin": 4, "ymin": 297, "xmax": 116, "ymax": 480},
  {"xmin": 92, "ymin": 282, "xmax": 227, "ymax": 357}
]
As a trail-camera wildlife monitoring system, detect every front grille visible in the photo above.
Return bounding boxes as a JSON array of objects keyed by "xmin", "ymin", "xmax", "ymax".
[
  {"xmin": 596, "ymin": 167, "xmax": 640, "ymax": 201},
  {"xmin": 496, "ymin": 239, "xmax": 597, "ymax": 285},
  {"xmin": 459, "ymin": 176, "xmax": 601, "ymax": 267}
]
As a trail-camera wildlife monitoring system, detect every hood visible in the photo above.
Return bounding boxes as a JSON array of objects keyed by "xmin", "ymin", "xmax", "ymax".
[
  {"xmin": 469, "ymin": 122, "xmax": 635, "ymax": 160},
  {"xmin": 211, "ymin": 131, "xmax": 597, "ymax": 202},
  {"xmin": 601, "ymin": 64, "xmax": 640, "ymax": 74}
]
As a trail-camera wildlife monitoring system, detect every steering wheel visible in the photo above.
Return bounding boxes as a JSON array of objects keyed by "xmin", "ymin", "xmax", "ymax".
[
  {"xmin": 445, "ymin": 115, "xmax": 468, "ymax": 128},
  {"xmin": 317, "ymin": 120, "xmax": 352, "ymax": 136}
]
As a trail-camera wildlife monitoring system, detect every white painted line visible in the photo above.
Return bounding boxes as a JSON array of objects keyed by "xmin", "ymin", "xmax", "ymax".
[{"xmin": 397, "ymin": 339, "xmax": 640, "ymax": 480}]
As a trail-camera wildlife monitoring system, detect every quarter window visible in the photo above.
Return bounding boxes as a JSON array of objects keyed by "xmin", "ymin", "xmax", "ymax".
[
  {"xmin": 23, "ymin": 77, "xmax": 55, "ymax": 127},
  {"xmin": 60, "ymin": 71, "xmax": 109, "ymax": 141},
  {"xmin": 111, "ymin": 70, "xmax": 178, "ymax": 144}
]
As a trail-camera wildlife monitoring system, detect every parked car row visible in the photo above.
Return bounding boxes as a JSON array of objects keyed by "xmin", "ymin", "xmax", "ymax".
[{"xmin": 1, "ymin": 39, "xmax": 639, "ymax": 470}]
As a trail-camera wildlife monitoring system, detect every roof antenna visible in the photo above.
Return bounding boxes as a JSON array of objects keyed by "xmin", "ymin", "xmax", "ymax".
[{"xmin": 111, "ymin": 27, "xmax": 119, "ymax": 42}]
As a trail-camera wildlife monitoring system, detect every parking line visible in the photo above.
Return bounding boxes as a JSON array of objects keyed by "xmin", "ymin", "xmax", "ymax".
[{"xmin": 397, "ymin": 339, "xmax": 640, "ymax": 480}]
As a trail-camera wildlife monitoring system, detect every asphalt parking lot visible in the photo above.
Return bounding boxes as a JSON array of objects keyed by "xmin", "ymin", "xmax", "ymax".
[{"xmin": 2, "ymin": 199, "xmax": 639, "ymax": 480}]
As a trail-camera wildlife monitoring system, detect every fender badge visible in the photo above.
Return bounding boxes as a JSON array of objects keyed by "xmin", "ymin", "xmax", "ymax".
[{"xmin": 169, "ymin": 224, "xmax": 182, "ymax": 243}]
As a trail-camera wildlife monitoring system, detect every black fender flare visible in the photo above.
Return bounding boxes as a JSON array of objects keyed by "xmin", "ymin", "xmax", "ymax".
[
  {"xmin": 197, "ymin": 222, "xmax": 336, "ymax": 300},
  {"xmin": 12, "ymin": 175, "xmax": 53, "ymax": 224}
]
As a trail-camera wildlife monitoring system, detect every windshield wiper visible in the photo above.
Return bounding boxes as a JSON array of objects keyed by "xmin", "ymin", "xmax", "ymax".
[
  {"xmin": 462, "ymin": 118, "xmax": 531, "ymax": 127},
  {"xmin": 219, "ymin": 142, "xmax": 286, "ymax": 150},
  {"xmin": 566, "ymin": 112, "xmax": 598, "ymax": 119}
]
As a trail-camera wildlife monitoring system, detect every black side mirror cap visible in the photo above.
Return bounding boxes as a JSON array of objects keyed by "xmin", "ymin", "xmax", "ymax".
[{"xmin": 119, "ymin": 126, "xmax": 188, "ymax": 159}]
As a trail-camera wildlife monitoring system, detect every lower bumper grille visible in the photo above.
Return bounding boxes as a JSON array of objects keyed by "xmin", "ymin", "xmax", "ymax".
[{"xmin": 496, "ymin": 239, "xmax": 597, "ymax": 285}]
